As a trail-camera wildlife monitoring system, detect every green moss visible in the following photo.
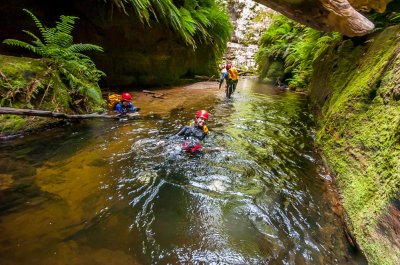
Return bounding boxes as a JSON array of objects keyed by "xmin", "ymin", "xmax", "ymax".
[
  {"xmin": 0, "ymin": 115, "xmax": 26, "ymax": 132},
  {"xmin": 315, "ymin": 26, "xmax": 400, "ymax": 264},
  {"xmin": 0, "ymin": 54, "xmax": 102, "ymax": 135}
]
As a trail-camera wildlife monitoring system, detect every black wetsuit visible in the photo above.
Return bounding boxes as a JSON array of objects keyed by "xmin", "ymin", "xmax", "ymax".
[
  {"xmin": 176, "ymin": 124, "xmax": 207, "ymax": 141},
  {"xmin": 176, "ymin": 124, "xmax": 207, "ymax": 154}
]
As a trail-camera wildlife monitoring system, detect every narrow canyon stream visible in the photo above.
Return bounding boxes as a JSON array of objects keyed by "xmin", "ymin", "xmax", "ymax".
[{"xmin": 0, "ymin": 79, "xmax": 365, "ymax": 264}]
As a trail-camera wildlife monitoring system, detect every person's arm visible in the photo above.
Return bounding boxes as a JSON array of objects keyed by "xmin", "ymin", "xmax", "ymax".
[
  {"xmin": 128, "ymin": 102, "xmax": 138, "ymax": 112},
  {"xmin": 219, "ymin": 72, "xmax": 227, "ymax": 89},
  {"xmin": 176, "ymin": 126, "xmax": 188, "ymax": 136},
  {"xmin": 115, "ymin": 103, "xmax": 123, "ymax": 113}
]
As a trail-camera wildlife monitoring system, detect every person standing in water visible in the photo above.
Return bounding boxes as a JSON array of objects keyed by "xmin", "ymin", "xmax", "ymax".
[
  {"xmin": 219, "ymin": 65, "xmax": 228, "ymax": 90},
  {"xmin": 225, "ymin": 64, "xmax": 239, "ymax": 98}
]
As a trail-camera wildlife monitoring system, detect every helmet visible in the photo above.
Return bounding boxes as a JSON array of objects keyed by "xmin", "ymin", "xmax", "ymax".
[
  {"xmin": 225, "ymin": 64, "xmax": 231, "ymax": 70},
  {"xmin": 196, "ymin": 110, "xmax": 209, "ymax": 120},
  {"xmin": 121, "ymin": 92, "xmax": 132, "ymax": 101}
]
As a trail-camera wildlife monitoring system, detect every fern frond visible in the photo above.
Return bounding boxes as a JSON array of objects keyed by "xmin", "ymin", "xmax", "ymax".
[
  {"xmin": 67, "ymin": 44, "xmax": 104, "ymax": 53},
  {"xmin": 56, "ymin": 15, "xmax": 79, "ymax": 36},
  {"xmin": 78, "ymin": 85, "xmax": 103, "ymax": 104},
  {"xmin": 23, "ymin": 9, "xmax": 47, "ymax": 36},
  {"xmin": 2, "ymin": 39, "xmax": 38, "ymax": 54},
  {"xmin": 22, "ymin": 30, "xmax": 44, "ymax": 47}
]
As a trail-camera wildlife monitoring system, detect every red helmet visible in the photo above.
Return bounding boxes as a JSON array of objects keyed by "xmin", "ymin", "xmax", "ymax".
[
  {"xmin": 225, "ymin": 64, "xmax": 231, "ymax": 70},
  {"xmin": 196, "ymin": 110, "xmax": 209, "ymax": 120},
  {"xmin": 121, "ymin": 92, "xmax": 132, "ymax": 101}
]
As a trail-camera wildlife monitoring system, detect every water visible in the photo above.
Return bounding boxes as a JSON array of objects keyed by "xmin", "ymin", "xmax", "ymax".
[{"xmin": 0, "ymin": 79, "xmax": 364, "ymax": 264}]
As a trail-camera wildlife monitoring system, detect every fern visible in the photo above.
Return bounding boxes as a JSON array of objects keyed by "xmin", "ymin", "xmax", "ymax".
[
  {"xmin": 2, "ymin": 9, "xmax": 105, "ymax": 111},
  {"xmin": 110, "ymin": 0, "xmax": 232, "ymax": 53},
  {"xmin": 256, "ymin": 14, "xmax": 342, "ymax": 90},
  {"xmin": 2, "ymin": 39, "xmax": 38, "ymax": 54}
]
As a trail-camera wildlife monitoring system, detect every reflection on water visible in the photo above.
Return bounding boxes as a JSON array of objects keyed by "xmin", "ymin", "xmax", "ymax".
[{"xmin": 0, "ymin": 79, "xmax": 365, "ymax": 264}]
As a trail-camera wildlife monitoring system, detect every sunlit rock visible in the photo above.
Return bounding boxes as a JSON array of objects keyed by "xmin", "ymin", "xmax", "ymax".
[{"xmin": 223, "ymin": 0, "xmax": 271, "ymax": 71}]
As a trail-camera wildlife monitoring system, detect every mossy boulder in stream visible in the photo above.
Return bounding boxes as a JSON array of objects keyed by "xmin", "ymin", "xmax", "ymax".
[{"xmin": 310, "ymin": 25, "xmax": 400, "ymax": 264}]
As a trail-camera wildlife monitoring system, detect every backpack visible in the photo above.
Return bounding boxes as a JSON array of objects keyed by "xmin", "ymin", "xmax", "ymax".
[
  {"xmin": 228, "ymin": 67, "xmax": 239, "ymax": 81},
  {"xmin": 107, "ymin": 94, "xmax": 121, "ymax": 110}
]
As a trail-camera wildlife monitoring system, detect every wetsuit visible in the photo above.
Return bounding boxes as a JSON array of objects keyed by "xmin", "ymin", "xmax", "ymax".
[
  {"xmin": 115, "ymin": 101, "xmax": 137, "ymax": 113},
  {"xmin": 177, "ymin": 124, "xmax": 207, "ymax": 140},
  {"xmin": 176, "ymin": 124, "xmax": 208, "ymax": 154}
]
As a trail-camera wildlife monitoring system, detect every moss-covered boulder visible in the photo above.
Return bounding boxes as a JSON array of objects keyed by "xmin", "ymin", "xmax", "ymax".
[
  {"xmin": 0, "ymin": 55, "xmax": 80, "ymax": 135},
  {"xmin": 310, "ymin": 25, "xmax": 400, "ymax": 264}
]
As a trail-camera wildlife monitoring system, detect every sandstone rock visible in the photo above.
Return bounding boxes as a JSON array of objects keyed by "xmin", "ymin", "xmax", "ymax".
[{"xmin": 255, "ymin": 0, "xmax": 391, "ymax": 36}]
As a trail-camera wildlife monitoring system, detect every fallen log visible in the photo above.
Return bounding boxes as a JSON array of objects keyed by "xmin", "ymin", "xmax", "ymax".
[
  {"xmin": 0, "ymin": 107, "xmax": 137, "ymax": 120},
  {"xmin": 143, "ymin": 90, "xmax": 157, "ymax": 94},
  {"xmin": 143, "ymin": 90, "xmax": 166, "ymax": 99}
]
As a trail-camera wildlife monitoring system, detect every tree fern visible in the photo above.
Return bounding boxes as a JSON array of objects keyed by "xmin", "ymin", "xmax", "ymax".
[{"xmin": 2, "ymin": 9, "xmax": 105, "ymax": 111}]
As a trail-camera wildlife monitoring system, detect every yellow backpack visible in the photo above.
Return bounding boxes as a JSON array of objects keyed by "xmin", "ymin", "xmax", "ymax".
[
  {"xmin": 228, "ymin": 67, "xmax": 239, "ymax": 81},
  {"xmin": 107, "ymin": 94, "xmax": 121, "ymax": 110}
]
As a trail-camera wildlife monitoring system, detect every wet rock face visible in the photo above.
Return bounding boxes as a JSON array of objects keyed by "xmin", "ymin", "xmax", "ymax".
[
  {"xmin": 378, "ymin": 197, "xmax": 400, "ymax": 257},
  {"xmin": 310, "ymin": 25, "xmax": 400, "ymax": 263},
  {"xmin": 255, "ymin": 0, "xmax": 391, "ymax": 36}
]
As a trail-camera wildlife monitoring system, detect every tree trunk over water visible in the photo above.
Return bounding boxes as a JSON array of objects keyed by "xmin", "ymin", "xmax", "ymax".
[{"xmin": 0, "ymin": 107, "xmax": 128, "ymax": 120}]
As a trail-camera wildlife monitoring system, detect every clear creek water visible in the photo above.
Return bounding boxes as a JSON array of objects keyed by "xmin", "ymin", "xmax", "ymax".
[{"xmin": 0, "ymin": 79, "xmax": 365, "ymax": 264}]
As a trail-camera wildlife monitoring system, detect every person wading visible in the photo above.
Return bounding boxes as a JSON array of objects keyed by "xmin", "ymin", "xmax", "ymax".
[{"xmin": 225, "ymin": 64, "xmax": 239, "ymax": 98}]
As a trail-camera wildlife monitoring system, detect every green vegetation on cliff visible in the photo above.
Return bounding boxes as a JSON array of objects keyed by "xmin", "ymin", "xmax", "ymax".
[
  {"xmin": 113, "ymin": 0, "xmax": 232, "ymax": 59},
  {"xmin": 313, "ymin": 26, "xmax": 400, "ymax": 264},
  {"xmin": 255, "ymin": 14, "xmax": 340, "ymax": 90}
]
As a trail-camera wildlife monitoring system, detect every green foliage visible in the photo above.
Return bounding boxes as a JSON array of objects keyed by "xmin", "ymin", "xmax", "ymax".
[
  {"xmin": 367, "ymin": 0, "xmax": 400, "ymax": 29},
  {"xmin": 0, "ymin": 55, "xmax": 48, "ymax": 108},
  {"xmin": 2, "ymin": 9, "xmax": 105, "ymax": 111},
  {"xmin": 110, "ymin": 0, "xmax": 232, "ymax": 58},
  {"xmin": 256, "ymin": 14, "xmax": 341, "ymax": 90},
  {"xmin": 316, "ymin": 26, "xmax": 400, "ymax": 264}
]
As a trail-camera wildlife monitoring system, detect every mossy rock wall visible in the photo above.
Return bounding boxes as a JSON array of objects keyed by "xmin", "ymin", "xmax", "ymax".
[
  {"xmin": 310, "ymin": 26, "xmax": 400, "ymax": 264},
  {"xmin": 0, "ymin": 0, "xmax": 219, "ymax": 87}
]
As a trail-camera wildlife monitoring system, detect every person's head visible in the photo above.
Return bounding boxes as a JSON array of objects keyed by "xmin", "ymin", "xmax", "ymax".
[
  {"xmin": 121, "ymin": 92, "xmax": 132, "ymax": 106},
  {"xmin": 195, "ymin": 110, "xmax": 209, "ymax": 127},
  {"xmin": 225, "ymin": 64, "xmax": 232, "ymax": 70}
]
